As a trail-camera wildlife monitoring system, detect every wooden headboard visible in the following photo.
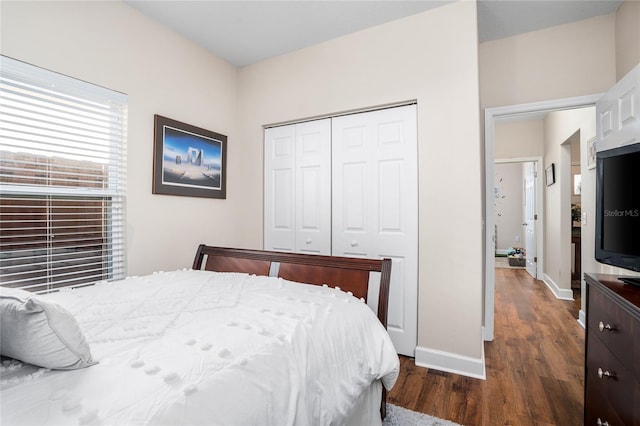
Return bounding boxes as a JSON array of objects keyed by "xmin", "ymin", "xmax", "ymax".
[{"xmin": 192, "ymin": 245, "xmax": 392, "ymax": 328}]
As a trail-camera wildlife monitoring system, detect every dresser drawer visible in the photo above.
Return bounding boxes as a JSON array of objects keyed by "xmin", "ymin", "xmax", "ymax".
[
  {"xmin": 587, "ymin": 283, "xmax": 640, "ymax": 378},
  {"xmin": 586, "ymin": 331, "xmax": 639, "ymax": 425},
  {"xmin": 585, "ymin": 379, "xmax": 625, "ymax": 426}
]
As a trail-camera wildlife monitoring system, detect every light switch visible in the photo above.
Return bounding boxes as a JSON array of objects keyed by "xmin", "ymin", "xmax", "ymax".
[
  {"xmin": 515, "ymin": 236, "xmax": 520, "ymax": 242},
  {"xmin": 582, "ymin": 212, "xmax": 587, "ymax": 225}
]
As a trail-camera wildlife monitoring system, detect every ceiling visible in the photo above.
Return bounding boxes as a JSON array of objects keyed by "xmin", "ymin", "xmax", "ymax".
[{"xmin": 125, "ymin": 0, "xmax": 623, "ymax": 68}]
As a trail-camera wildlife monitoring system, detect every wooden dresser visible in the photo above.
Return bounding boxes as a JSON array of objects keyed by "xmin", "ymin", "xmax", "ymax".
[{"xmin": 584, "ymin": 273, "xmax": 640, "ymax": 425}]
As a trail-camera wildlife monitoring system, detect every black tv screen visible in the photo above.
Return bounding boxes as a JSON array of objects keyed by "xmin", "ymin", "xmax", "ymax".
[{"xmin": 595, "ymin": 142, "xmax": 640, "ymax": 280}]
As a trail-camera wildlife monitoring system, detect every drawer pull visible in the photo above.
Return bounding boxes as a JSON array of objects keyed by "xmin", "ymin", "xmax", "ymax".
[
  {"xmin": 597, "ymin": 368, "xmax": 615, "ymax": 379},
  {"xmin": 305, "ymin": 238, "xmax": 312, "ymax": 244},
  {"xmin": 596, "ymin": 418, "xmax": 610, "ymax": 426},
  {"xmin": 598, "ymin": 321, "xmax": 614, "ymax": 332}
]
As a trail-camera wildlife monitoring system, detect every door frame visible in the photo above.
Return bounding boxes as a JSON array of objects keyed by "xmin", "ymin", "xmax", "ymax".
[
  {"xmin": 483, "ymin": 94, "xmax": 602, "ymax": 341},
  {"xmin": 494, "ymin": 157, "xmax": 543, "ymax": 277}
]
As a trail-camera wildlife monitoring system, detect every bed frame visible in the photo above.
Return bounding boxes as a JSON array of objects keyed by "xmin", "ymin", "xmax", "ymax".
[
  {"xmin": 192, "ymin": 244, "xmax": 393, "ymax": 419},
  {"xmin": 193, "ymin": 244, "xmax": 392, "ymax": 327}
]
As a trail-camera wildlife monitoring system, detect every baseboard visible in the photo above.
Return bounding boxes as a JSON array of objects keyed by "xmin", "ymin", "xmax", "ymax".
[
  {"xmin": 542, "ymin": 273, "xmax": 574, "ymax": 300},
  {"xmin": 577, "ymin": 309, "xmax": 586, "ymax": 329},
  {"xmin": 415, "ymin": 345, "xmax": 486, "ymax": 380},
  {"xmin": 482, "ymin": 325, "xmax": 493, "ymax": 342}
]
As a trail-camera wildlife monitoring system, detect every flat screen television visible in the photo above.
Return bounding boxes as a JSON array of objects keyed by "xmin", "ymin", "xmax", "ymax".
[{"xmin": 595, "ymin": 141, "xmax": 640, "ymax": 287}]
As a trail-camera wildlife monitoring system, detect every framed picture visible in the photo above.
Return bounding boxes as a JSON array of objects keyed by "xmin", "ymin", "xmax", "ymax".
[
  {"xmin": 587, "ymin": 137, "xmax": 596, "ymax": 170},
  {"xmin": 545, "ymin": 163, "xmax": 555, "ymax": 186},
  {"xmin": 153, "ymin": 115, "xmax": 227, "ymax": 199}
]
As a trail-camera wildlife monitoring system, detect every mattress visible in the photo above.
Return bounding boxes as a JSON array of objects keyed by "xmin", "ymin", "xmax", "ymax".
[{"xmin": 0, "ymin": 269, "xmax": 399, "ymax": 425}]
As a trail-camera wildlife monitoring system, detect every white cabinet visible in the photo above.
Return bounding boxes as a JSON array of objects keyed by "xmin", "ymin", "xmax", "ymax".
[
  {"xmin": 264, "ymin": 119, "xmax": 331, "ymax": 255},
  {"xmin": 263, "ymin": 105, "xmax": 418, "ymax": 356},
  {"xmin": 596, "ymin": 63, "xmax": 640, "ymax": 153}
]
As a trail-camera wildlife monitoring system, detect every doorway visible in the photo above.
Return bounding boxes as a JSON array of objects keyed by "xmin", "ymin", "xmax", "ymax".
[
  {"xmin": 494, "ymin": 159, "xmax": 540, "ymax": 279},
  {"xmin": 483, "ymin": 94, "xmax": 601, "ymax": 341}
]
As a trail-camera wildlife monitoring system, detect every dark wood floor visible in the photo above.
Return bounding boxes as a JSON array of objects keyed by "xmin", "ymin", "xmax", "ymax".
[{"xmin": 388, "ymin": 268, "xmax": 584, "ymax": 425}]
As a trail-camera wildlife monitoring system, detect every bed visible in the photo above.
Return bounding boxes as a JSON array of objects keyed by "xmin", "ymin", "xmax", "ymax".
[{"xmin": 0, "ymin": 245, "xmax": 399, "ymax": 425}]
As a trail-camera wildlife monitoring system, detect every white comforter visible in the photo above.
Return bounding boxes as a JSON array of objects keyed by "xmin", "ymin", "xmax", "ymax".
[{"xmin": 0, "ymin": 270, "xmax": 399, "ymax": 425}]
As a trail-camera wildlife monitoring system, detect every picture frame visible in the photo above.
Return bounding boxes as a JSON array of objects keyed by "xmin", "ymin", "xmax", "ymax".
[
  {"xmin": 545, "ymin": 163, "xmax": 555, "ymax": 186},
  {"xmin": 153, "ymin": 115, "xmax": 227, "ymax": 199},
  {"xmin": 587, "ymin": 137, "xmax": 596, "ymax": 170}
]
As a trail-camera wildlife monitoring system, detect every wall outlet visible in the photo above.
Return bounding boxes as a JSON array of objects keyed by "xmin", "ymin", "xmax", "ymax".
[
  {"xmin": 582, "ymin": 212, "xmax": 587, "ymax": 225},
  {"xmin": 515, "ymin": 235, "xmax": 520, "ymax": 242}
]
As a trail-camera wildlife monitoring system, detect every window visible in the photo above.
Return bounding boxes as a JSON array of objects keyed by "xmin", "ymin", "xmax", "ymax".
[{"xmin": 0, "ymin": 56, "xmax": 127, "ymax": 293}]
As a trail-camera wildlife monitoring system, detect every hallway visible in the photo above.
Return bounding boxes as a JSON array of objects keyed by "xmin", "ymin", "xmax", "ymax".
[{"xmin": 388, "ymin": 268, "xmax": 584, "ymax": 425}]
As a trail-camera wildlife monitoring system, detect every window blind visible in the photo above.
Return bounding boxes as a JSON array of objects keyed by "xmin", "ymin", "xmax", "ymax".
[{"xmin": 0, "ymin": 56, "xmax": 127, "ymax": 293}]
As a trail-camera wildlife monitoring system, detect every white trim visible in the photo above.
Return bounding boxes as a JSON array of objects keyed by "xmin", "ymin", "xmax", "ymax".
[
  {"xmin": 0, "ymin": 55, "xmax": 127, "ymax": 102},
  {"xmin": 263, "ymin": 99, "xmax": 418, "ymax": 128},
  {"xmin": 542, "ymin": 273, "xmax": 575, "ymax": 300},
  {"xmin": 578, "ymin": 309, "xmax": 586, "ymax": 329},
  {"xmin": 484, "ymin": 94, "xmax": 603, "ymax": 342},
  {"xmin": 415, "ymin": 345, "xmax": 486, "ymax": 380}
]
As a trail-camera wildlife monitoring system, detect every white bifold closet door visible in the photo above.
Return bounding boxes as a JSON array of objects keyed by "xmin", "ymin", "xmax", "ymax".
[
  {"xmin": 264, "ymin": 105, "xmax": 418, "ymax": 356},
  {"xmin": 264, "ymin": 119, "xmax": 331, "ymax": 255},
  {"xmin": 332, "ymin": 105, "xmax": 418, "ymax": 357}
]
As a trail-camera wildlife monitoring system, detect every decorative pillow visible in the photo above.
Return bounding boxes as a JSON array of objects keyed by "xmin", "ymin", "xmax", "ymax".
[{"xmin": 0, "ymin": 287, "xmax": 97, "ymax": 370}]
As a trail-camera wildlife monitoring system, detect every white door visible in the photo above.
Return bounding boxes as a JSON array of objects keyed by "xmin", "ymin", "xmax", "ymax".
[
  {"xmin": 332, "ymin": 105, "xmax": 418, "ymax": 356},
  {"xmin": 596, "ymin": 63, "xmax": 639, "ymax": 153},
  {"xmin": 523, "ymin": 162, "xmax": 537, "ymax": 278},
  {"xmin": 294, "ymin": 119, "xmax": 331, "ymax": 255},
  {"xmin": 264, "ymin": 125, "xmax": 296, "ymax": 252},
  {"xmin": 264, "ymin": 120, "xmax": 331, "ymax": 254}
]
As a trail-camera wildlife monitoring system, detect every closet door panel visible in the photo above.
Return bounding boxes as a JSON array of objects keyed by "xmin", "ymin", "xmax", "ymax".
[
  {"xmin": 339, "ymin": 161, "xmax": 371, "ymax": 257},
  {"xmin": 332, "ymin": 105, "xmax": 418, "ymax": 357},
  {"xmin": 378, "ymin": 159, "xmax": 403, "ymax": 232},
  {"xmin": 332, "ymin": 121, "xmax": 375, "ymax": 258},
  {"xmin": 374, "ymin": 107, "xmax": 418, "ymax": 357},
  {"xmin": 295, "ymin": 119, "xmax": 331, "ymax": 255},
  {"xmin": 264, "ymin": 125, "xmax": 296, "ymax": 252}
]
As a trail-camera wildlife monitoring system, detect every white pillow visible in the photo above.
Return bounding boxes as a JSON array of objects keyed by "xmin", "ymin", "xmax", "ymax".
[{"xmin": 0, "ymin": 287, "xmax": 97, "ymax": 370}]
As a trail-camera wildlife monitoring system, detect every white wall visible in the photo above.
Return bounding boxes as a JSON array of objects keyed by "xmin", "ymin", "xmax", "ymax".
[
  {"xmin": 542, "ymin": 107, "xmax": 595, "ymax": 295},
  {"xmin": 494, "ymin": 163, "xmax": 524, "ymax": 252},
  {"xmin": 615, "ymin": 0, "xmax": 640, "ymax": 80},
  {"xmin": 0, "ymin": 1, "xmax": 242, "ymax": 275},
  {"xmin": 238, "ymin": 1, "xmax": 485, "ymax": 370},
  {"xmin": 494, "ymin": 119, "xmax": 544, "ymax": 159},
  {"xmin": 480, "ymin": 14, "xmax": 616, "ymax": 110}
]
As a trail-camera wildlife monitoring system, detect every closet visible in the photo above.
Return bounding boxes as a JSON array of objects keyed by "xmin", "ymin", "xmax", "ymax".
[
  {"xmin": 264, "ymin": 119, "xmax": 331, "ymax": 255},
  {"xmin": 264, "ymin": 104, "xmax": 418, "ymax": 356}
]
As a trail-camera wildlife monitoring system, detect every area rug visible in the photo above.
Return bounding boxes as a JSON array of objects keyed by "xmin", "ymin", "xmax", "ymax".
[{"xmin": 383, "ymin": 404, "xmax": 462, "ymax": 426}]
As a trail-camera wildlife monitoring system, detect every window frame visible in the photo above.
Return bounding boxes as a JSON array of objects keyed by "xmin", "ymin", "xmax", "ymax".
[{"xmin": 0, "ymin": 56, "xmax": 127, "ymax": 293}]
